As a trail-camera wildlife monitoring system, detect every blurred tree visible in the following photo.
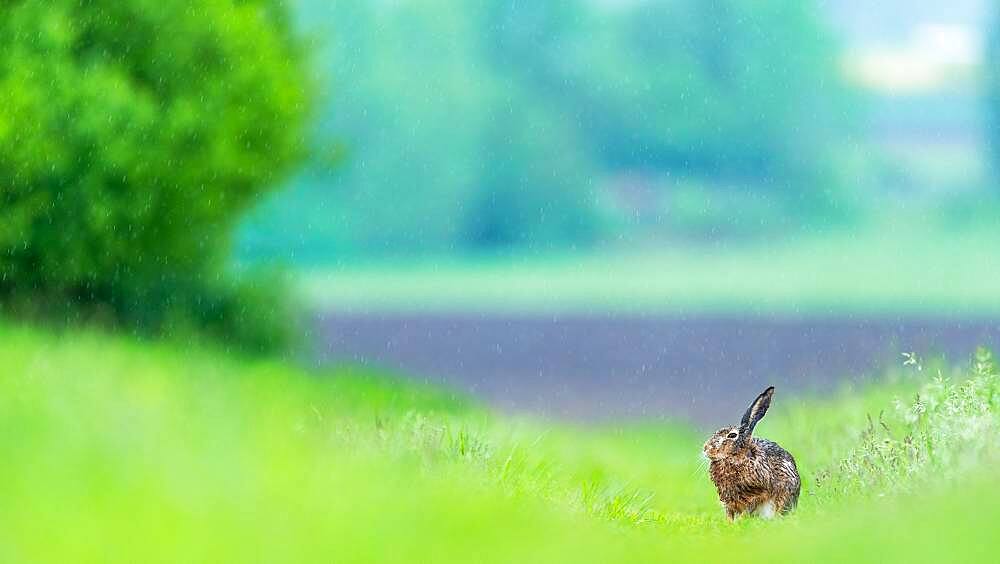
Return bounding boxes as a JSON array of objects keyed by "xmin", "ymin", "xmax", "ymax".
[
  {"xmin": 246, "ymin": 0, "xmax": 603, "ymax": 256},
  {"xmin": 986, "ymin": 2, "xmax": 1000, "ymax": 183},
  {"xmin": 466, "ymin": 85, "xmax": 599, "ymax": 249},
  {"xmin": 0, "ymin": 0, "xmax": 310, "ymax": 348},
  {"xmin": 519, "ymin": 0, "xmax": 848, "ymax": 186}
]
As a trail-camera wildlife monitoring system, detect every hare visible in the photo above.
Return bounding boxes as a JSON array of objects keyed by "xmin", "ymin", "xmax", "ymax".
[{"xmin": 703, "ymin": 386, "xmax": 800, "ymax": 520}]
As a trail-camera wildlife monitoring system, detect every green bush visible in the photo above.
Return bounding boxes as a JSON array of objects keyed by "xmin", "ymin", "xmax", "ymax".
[{"xmin": 0, "ymin": 0, "xmax": 310, "ymax": 350}]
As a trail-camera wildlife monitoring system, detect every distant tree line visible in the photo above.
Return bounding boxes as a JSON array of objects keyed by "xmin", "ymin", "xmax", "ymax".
[{"xmin": 242, "ymin": 0, "xmax": 852, "ymax": 259}]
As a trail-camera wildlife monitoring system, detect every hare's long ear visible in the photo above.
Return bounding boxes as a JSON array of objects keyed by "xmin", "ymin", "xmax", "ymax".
[{"xmin": 738, "ymin": 386, "xmax": 774, "ymax": 439}]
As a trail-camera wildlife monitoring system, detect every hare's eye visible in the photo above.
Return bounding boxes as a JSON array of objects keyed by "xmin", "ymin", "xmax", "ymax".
[{"xmin": 726, "ymin": 432, "xmax": 738, "ymax": 439}]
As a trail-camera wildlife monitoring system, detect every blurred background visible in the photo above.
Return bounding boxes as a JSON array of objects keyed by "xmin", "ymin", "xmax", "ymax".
[{"xmin": 5, "ymin": 0, "xmax": 1000, "ymax": 424}]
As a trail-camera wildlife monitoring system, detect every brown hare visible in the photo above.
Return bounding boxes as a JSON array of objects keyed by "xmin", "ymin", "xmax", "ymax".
[{"xmin": 703, "ymin": 386, "xmax": 800, "ymax": 520}]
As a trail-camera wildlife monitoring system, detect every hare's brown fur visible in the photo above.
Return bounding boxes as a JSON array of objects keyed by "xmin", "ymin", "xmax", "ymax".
[{"xmin": 703, "ymin": 387, "xmax": 800, "ymax": 520}]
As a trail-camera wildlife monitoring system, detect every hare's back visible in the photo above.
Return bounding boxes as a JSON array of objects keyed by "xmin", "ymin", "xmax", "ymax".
[{"xmin": 752, "ymin": 438, "xmax": 800, "ymax": 483}]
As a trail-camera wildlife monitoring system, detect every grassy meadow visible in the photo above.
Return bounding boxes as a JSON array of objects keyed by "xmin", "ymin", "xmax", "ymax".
[
  {"xmin": 1, "ymin": 325, "xmax": 998, "ymax": 562},
  {"xmin": 300, "ymin": 219, "xmax": 1000, "ymax": 315}
]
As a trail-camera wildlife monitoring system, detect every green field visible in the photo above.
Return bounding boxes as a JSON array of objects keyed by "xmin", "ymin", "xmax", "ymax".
[
  {"xmin": 300, "ymin": 220, "xmax": 1000, "ymax": 315},
  {"xmin": 0, "ymin": 325, "xmax": 998, "ymax": 562}
]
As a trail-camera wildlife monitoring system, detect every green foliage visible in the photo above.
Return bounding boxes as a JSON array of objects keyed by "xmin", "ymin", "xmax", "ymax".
[
  {"xmin": 0, "ymin": 0, "xmax": 309, "ymax": 349},
  {"xmin": 156, "ymin": 269, "xmax": 300, "ymax": 353},
  {"xmin": 815, "ymin": 350, "xmax": 1000, "ymax": 498}
]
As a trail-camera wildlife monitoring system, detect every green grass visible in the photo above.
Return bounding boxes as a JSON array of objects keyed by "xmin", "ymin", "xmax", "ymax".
[
  {"xmin": 300, "ymin": 219, "xmax": 1000, "ymax": 315},
  {"xmin": 0, "ymin": 325, "xmax": 998, "ymax": 562}
]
